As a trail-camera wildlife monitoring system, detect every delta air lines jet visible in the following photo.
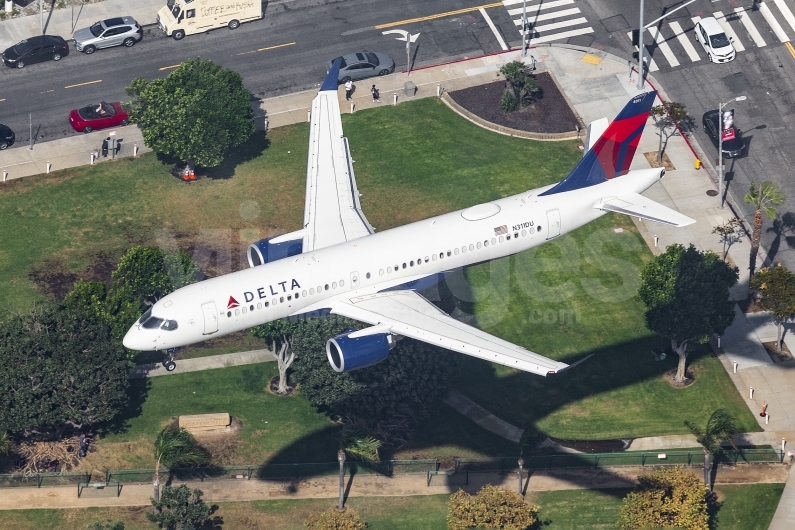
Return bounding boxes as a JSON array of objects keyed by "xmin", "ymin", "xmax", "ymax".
[{"xmin": 123, "ymin": 59, "xmax": 694, "ymax": 376}]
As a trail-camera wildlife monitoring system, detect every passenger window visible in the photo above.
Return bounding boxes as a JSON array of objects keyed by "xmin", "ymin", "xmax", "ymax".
[
  {"xmin": 235, "ymin": 309, "xmax": 240, "ymax": 316},
  {"xmin": 332, "ymin": 282, "xmax": 337, "ymax": 289},
  {"xmin": 318, "ymin": 286, "xmax": 322, "ymax": 292},
  {"xmin": 340, "ymin": 280, "xmax": 344, "ymax": 286},
  {"xmin": 410, "ymin": 261, "xmax": 414, "ymax": 267},
  {"xmin": 454, "ymin": 248, "xmax": 459, "ymax": 255},
  {"xmin": 310, "ymin": 288, "xmax": 315, "ymax": 295},
  {"xmin": 506, "ymin": 235, "xmax": 510, "ymax": 240},
  {"xmin": 250, "ymin": 305, "xmax": 254, "ymax": 311},
  {"xmin": 294, "ymin": 293, "xmax": 299, "ymax": 299},
  {"xmin": 287, "ymin": 295, "xmax": 292, "ymax": 301},
  {"xmin": 325, "ymin": 284, "xmax": 329, "ymax": 290},
  {"xmin": 439, "ymin": 253, "xmax": 444, "ymax": 259},
  {"xmin": 462, "ymin": 246, "xmax": 467, "ymax": 253},
  {"xmin": 257, "ymin": 303, "xmax": 262, "ymax": 309},
  {"xmin": 477, "ymin": 242, "xmax": 482, "ymax": 249},
  {"xmin": 272, "ymin": 298, "xmax": 277, "ymax": 305},
  {"xmin": 187, "ymin": 9, "xmax": 195, "ymax": 18},
  {"xmin": 447, "ymin": 251, "xmax": 451, "ymax": 257},
  {"xmin": 302, "ymin": 290, "xmax": 307, "ymax": 297},
  {"xmin": 424, "ymin": 256, "xmax": 429, "ymax": 262},
  {"xmin": 469, "ymin": 244, "xmax": 474, "ymax": 251},
  {"xmin": 366, "ymin": 273, "xmax": 371, "ymax": 279},
  {"xmin": 227, "ymin": 311, "xmax": 231, "ymax": 317},
  {"xmin": 242, "ymin": 307, "xmax": 247, "ymax": 314},
  {"xmin": 492, "ymin": 238, "xmax": 497, "ymax": 245},
  {"xmin": 265, "ymin": 301, "xmax": 270, "ymax": 307},
  {"xmin": 387, "ymin": 267, "xmax": 392, "ymax": 273},
  {"xmin": 432, "ymin": 254, "xmax": 437, "ymax": 261},
  {"xmin": 402, "ymin": 263, "xmax": 406, "ymax": 269},
  {"xmin": 379, "ymin": 269, "xmax": 384, "ymax": 276},
  {"xmin": 280, "ymin": 297, "xmax": 284, "ymax": 303},
  {"xmin": 521, "ymin": 230, "xmax": 526, "ymax": 236},
  {"xmin": 514, "ymin": 233, "xmax": 519, "ymax": 238},
  {"xmin": 484, "ymin": 240, "xmax": 489, "ymax": 247},
  {"xmin": 537, "ymin": 226, "xmax": 542, "ymax": 232}
]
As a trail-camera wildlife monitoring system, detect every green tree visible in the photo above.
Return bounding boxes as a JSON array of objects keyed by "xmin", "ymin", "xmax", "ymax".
[
  {"xmin": 638, "ymin": 244, "xmax": 738, "ymax": 384},
  {"xmin": 499, "ymin": 60, "xmax": 539, "ymax": 112},
  {"xmin": 744, "ymin": 182, "xmax": 785, "ymax": 279},
  {"xmin": 0, "ymin": 431, "xmax": 11, "ymax": 456},
  {"xmin": 649, "ymin": 101, "xmax": 692, "ymax": 161},
  {"xmin": 125, "ymin": 58, "xmax": 255, "ymax": 174},
  {"xmin": 447, "ymin": 485, "xmax": 539, "ymax": 530},
  {"xmin": 147, "ymin": 485, "xmax": 212, "ymax": 530},
  {"xmin": 0, "ymin": 304, "xmax": 129, "ymax": 439},
  {"xmin": 303, "ymin": 507, "xmax": 366, "ymax": 529},
  {"xmin": 251, "ymin": 319, "xmax": 304, "ymax": 395},
  {"xmin": 63, "ymin": 279, "xmax": 141, "ymax": 345},
  {"xmin": 152, "ymin": 427, "xmax": 210, "ymax": 502},
  {"xmin": 340, "ymin": 423, "xmax": 381, "ymax": 462},
  {"xmin": 112, "ymin": 246, "xmax": 201, "ymax": 306},
  {"xmin": 290, "ymin": 317, "xmax": 461, "ymax": 434},
  {"xmin": 618, "ymin": 467, "xmax": 709, "ymax": 530},
  {"xmin": 684, "ymin": 408, "xmax": 740, "ymax": 490},
  {"xmin": 712, "ymin": 217, "xmax": 745, "ymax": 260},
  {"xmin": 750, "ymin": 264, "xmax": 795, "ymax": 355}
]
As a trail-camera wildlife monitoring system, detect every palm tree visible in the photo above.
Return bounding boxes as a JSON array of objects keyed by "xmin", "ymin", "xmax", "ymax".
[
  {"xmin": 684, "ymin": 409, "xmax": 740, "ymax": 491},
  {"xmin": 744, "ymin": 182, "xmax": 785, "ymax": 279},
  {"xmin": 152, "ymin": 427, "xmax": 209, "ymax": 502}
]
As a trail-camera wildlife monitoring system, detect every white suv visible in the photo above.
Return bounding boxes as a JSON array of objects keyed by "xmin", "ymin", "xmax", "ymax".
[{"xmin": 694, "ymin": 17, "xmax": 735, "ymax": 63}]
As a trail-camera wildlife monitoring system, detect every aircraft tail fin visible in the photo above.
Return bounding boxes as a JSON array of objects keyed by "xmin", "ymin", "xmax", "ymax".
[{"xmin": 541, "ymin": 91, "xmax": 657, "ymax": 196}]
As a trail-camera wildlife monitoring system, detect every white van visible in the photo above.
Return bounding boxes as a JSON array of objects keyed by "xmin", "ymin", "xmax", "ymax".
[{"xmin": 157, "ymin": 0, "xmax": 263, "ymax": 40}]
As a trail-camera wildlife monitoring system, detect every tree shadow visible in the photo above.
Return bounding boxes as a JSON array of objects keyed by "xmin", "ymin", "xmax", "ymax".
[
  {"xmin": 764, "ymin": 212, "xmax": 795, "ymax": 266},
  {"xmin": 202, "ymin": 132, "xmax": 271, "ymax": 180},
  {"xmin": 94, "ymin": 377, "xmax": 151, "ymax": 436}
]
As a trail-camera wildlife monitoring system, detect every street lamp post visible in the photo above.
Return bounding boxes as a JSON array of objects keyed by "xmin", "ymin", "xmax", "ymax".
[
  {"xmin": 718, "ymin": 96, "xmax": 747, "ymax": 209},
  {"xmin": 517, "ymin": 458, "xmax": 524, "ymax": 494},
  {"xmin": 337, "ymin": 450, "xmax": 346, "ymax": 511}
]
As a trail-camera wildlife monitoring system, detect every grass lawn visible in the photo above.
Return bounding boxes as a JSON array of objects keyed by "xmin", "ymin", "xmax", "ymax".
[
  {"xmin": 0, "ymin": 483, "xmax": 782, "ymax": 529},
  {"xmin": 1, "ymin": 97, "xmax": 758, "ymax": 466}
]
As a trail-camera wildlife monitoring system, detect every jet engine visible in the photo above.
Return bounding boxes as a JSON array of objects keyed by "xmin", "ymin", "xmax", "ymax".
[
  {"xmin": 326, "ymin": 328, "xmax": 397, "ymax": 373},
  {"xmin": 247, "ymin": 229, "xmax": 304, "ymax": 267}
]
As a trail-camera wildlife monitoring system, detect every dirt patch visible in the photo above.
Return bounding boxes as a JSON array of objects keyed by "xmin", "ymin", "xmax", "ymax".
[
  {"xmin": 447, "ymin": 73, "xmax": 580, "ymax": 134},
  {"xmin": 643, "ymin": 151, "xmax": 676, "ymax": 171},
  {"xmin": 550, "ymin": 438, "xmax": 631, "ymax": 453},
  {"xmin": 193, "ymin": 417, "xmax": 244, "ymax": 466},
  {"xmin": 267, "ymin": 375, "xmax": 298, "ymax": 396},
  {"xmin": 663, "ymin": 368, "xmax": 696, "ymax": 388},
  {"xmin": 762, "ymin": 340, "xmax": 794, "ymax": 363},
  {"xmin": 28, "ymin": 258, "xmax": 80, "ymax": 301}
]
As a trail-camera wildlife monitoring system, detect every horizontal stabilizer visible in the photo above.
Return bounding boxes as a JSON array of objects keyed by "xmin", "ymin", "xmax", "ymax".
[{"xmin": 598, "ymin": 192, "xmax": 695, "ymax": 227}]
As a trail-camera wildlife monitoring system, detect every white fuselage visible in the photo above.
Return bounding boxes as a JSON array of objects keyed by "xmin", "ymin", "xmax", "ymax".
[{"xmin": 122, "ymin": 168, "xmax": 663, "ymax": 351}]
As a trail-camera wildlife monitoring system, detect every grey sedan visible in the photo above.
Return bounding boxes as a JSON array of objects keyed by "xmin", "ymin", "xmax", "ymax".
[
  {"xmin": 326, "ymin": 51, "xmax": 395, "ymax": 83},
  {"xmin": 73, "ymin": 16, "xmax": 143, "ymax": 54}
]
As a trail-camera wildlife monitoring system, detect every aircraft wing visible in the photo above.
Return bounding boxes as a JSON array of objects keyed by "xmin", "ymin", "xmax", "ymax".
[
  {"xmin": 598, "ymin": 192, "xmax": 695, "ymax": 227},
  {"xmin": 330, "ymin": 290, "xmax": 570, "ymax": 376},
  {"xmin": 302, "ymin": 59, "xmax": 375, "ymax": 252}
]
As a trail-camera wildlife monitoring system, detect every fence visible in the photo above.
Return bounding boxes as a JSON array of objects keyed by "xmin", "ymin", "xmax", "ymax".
[
  {"xmin": 454, "ymin": 448, "xmax": 784, "ymax": 473},
  {"xmin": 0, "ymin": 471, "xmax": 89, "ymax": 489}
]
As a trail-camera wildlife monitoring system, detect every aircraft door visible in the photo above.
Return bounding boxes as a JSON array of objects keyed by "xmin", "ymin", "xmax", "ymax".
[
  {"xmin": 350, "ymin": 271, "xmax": 360, "ymax": 289},
  {"xmin": 201, "ymin": 302, "xmax": 218, "ymax": 335},
  {"xmin": 546, "ymin": 209, "xmax": 561, "ymax": 239}
]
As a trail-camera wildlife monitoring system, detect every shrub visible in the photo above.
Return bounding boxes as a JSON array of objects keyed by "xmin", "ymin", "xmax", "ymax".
[
  {"xmin": 618, "ymin": 467, "xmax": 709, "ymax": 530},
  {"xmin": 303, "ymin": 507, "xmax": 366, "ymax": 529},
  {"xmin": 447, "ymin": 485, "xmax": 538, "ymax": 530},
  {"xmin": 500, "ymin": 90, "xmax": 519, "ymax": 112}
]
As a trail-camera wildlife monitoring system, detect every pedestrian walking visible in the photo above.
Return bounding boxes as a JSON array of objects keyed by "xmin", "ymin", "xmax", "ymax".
[
  {"xmin": 371, "ymin": 84, "xmax": 380, "ymax": 103},
  {"xmin": 345, "ymin": 80, "xmax": 353, "ymax": 101},
  {"xmin": 78, "ymin": 434, "xmax": 88, "ymax": 458}
]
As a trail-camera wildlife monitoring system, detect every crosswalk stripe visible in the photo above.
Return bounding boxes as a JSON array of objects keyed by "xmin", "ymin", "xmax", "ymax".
[
  {"xmin": 713, "ymin": 11, "xmax": 746, "ymax": 52},
  {"xmin": 773, "ymin": 0, "xmax": 795, "ymax": 34},
  {"xmin": 759, "ymin": 2, "xmax": 790, "ymax": 42},
  {"xmin": 669, "ymin": 21, "xmax": 701, "ymax": 62},
  {"xmin": 512, "ymin": 7, "xmax": 581, "ymax": 25},
  {"xmin": 529, "ymin": 26, "xmax": 594, "ymax": 44},
  {"xmin": 626, "ymin": 31, "xmax": 660, "ymax": 71},
  {"xmin": 529, "ymin": 17, "xmax": 588, "ymax": 34},
  {"xmin": 647, "ymin": 26, "xmax": 680, "ymax": 67},
  {"xmin": 479, "ymin": 8, "xmax": 509, "ymax": 50},
  {"xmin": 506, "ymin": 0, "xmax": 574, "ymax": 17},
  {"xmin": 734, "ymin": 7, "xmax": 767, "ymax": 47}
]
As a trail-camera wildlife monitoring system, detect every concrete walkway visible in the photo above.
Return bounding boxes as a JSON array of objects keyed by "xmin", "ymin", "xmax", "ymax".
[{"xmin": 130, "ymin": 348, "xmax": 275, "ymax": 379}]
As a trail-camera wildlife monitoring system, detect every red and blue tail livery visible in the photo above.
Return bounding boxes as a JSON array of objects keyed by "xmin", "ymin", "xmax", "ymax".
[{"xmin": 541, "ymin": 91, "xmax": 657, "ymax": 196}]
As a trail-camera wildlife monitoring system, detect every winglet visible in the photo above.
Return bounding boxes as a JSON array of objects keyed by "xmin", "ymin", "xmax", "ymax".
[
  {"xmin": 550, "ymin": 354, "xmax": 594, "ymax": 374},
  {"xmin": 321, "ymin": 58, "xmax": 342, "ymax": 91}
]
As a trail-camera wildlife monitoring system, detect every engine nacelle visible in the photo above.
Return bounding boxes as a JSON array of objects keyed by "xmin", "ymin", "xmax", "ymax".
[
  {"xmin": 247, "ymin": 230, "xmax": 304, "ymax": 267},
  {"xmin": 326, "ymin": 329, "xmax": 396, "ymax": 373}
]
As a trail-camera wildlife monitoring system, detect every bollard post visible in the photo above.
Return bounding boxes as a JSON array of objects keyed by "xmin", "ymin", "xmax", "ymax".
[
  {"xmin": 90, "ymin": 152, "xmax": 95, "ymax": 165},
  {"xmin": 307, "ymin": 110, "xmax": 311, "ymax": 122},
  {"xmin": 46, "ymin": 161, "xmax": 51, "ymax": 173},
  {"xmin": 133, "ymin": 144, "xmax": 138, "ymax": 157},
  {"xmin": 783, "ymin": 438, "xmax": 787, "ymax": 453},
  {"xmin": 766, "ymin": 413, "xmax": 770, "ymax": 425},
  {"xmin": 436, "ymin": 84, "xmax": 441, "ymax": 97},
  {"xmin": 653, "ymin": 235, "xmax": 659, "ymax": 247},
  {"xmin": 733, "ymin": 361, "xmax": 737, "ymax": 373},
  {"xmin": 750, "ymin": 387, "xmax": 754, "ymax": 399},
  {"xmin": 393, "ymin": 93, "xmax": 398, "ymax": 105},
  {"xmin": 350, "ymin": 103, "xmax": 355, "ymax": 114},
  {"xmin": 517, "ymin": 458, "xmax": 524, "ymax": 495},
  {"xmin": 2, "ymin": 170, "xmax": 7, "ymax": 182}
]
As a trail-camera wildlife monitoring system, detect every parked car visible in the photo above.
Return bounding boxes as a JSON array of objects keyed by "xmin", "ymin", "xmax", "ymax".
[
  {"xmin": 702, "ymin": 110, "xmax": 745, "ymax": 158},
  {"xmin": 73, "ymin": 16, "xmax": 143, "ymax": 54},
  {"xmin": 694, "ymin": 16, "xmax": 735, "ymax": 63},
  {"xmin": 326, "ymin": 51, "xmax": 395, "ymax": 83},
  {"xmin": 69, "ymin": 102, "xmax": 129, "ymax": 133},
  {"xmin": 1, "ymin": 35, "xmax": 69, "ymax": 68},
  {"xmin": 0, "ymin": 124, "xmax": 15, "ymax": 150}
]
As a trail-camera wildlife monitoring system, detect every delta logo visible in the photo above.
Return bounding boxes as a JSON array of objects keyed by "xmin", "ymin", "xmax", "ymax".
[{"xmin": 227, "ymin": 296, "xmax": 240, "ymax": 310}]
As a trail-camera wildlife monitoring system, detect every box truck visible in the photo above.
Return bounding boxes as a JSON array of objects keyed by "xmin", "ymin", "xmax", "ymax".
[{"xmin": 158, "ymin": 0, "xmax": 263, "ymax": 40}]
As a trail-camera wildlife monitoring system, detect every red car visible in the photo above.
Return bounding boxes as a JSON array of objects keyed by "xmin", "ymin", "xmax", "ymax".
[{"xmin": 69, "ymin": 101, "xmax": 129, "ymax": 133}]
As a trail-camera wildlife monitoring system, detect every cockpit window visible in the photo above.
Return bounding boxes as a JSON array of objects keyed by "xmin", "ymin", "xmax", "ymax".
[
  {"xmin": 161, "ymin": 320, "xmax": 178, "ymax": 331},
  {"xmin": 142, "ymin": 316, "xmax": 164, "ymax": 329},
  {"xmin": 137, "ymin": 308, "xmax": 152, "ymax": 325}
]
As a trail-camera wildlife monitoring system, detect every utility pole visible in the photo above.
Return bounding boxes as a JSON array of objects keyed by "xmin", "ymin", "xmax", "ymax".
[
  {"xmin": 522, "ymin": 0, "xmax": 528, "ymax": 57},
  {"xmin": 637, "ymin": 0, "xmax": 645, "ymax": 89},
  {"xmin": 382, "ymin": 29, "xmax": 420, "ymax": 76}
]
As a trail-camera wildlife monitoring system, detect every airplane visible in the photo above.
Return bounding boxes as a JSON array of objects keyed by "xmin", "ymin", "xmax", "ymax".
[{"xmin": 123, "ymin": 58, "xmax": 694, "ymax": 377}]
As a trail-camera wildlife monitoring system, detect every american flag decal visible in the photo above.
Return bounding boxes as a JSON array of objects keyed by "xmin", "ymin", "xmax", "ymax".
[{"xmin": 494, "ymin": 225, "xmax": 508, "ymax": 236}]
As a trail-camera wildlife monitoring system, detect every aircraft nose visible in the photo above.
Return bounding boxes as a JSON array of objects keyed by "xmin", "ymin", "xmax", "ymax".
[{"xmin": 123, "ymin": 325, "xmax": 147, "ymax": 350}]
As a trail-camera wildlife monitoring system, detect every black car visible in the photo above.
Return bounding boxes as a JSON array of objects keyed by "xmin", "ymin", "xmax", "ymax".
[
  {"xmin": 2, "ymin": 35, "xmax": 70, "ymax": 69},
  {"xmin": 0, "ymin": 124, "xmax": 14, "ymax": 150},
  {"xmin": 702, "ymin": 110, "xmax": 745, "ymax": 158}
]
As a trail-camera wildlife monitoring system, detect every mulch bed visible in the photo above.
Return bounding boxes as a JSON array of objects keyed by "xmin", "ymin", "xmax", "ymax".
[
  {"xmin": 762, "ymin": 340, "xmax": 794, "ymax": 363},
  {"xmin": 447, "ymin": 72, "xmax": 580, "ymax": 134}
]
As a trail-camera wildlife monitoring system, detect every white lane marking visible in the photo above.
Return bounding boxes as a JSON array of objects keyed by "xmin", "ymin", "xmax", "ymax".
[
  {"xmin": 513, "ymin": 7, "xmax": 581, "ymax": 25},
  {"xmin": 529, "ymin": 26, "xmax": 594, "ymax": 44},
  {"xmin": 669, "ymin": 21, "xmax": 702, "ymax": 61},
  {"xmin": 713, "ymin": 11, "xmax": 746, "ymax": 52},
  {"xmin": 506, "ymin": 0, "xmax": 574, "ymax": 16},
  {"xmin": 647, "ymin": 26, "xmax": 680, "ymax": 67},
  {"xmin": 627, "ymin": 31, "xmax": 660, "ymax": 71},
  {"xmin": 530, "ymin": 17, "xmax": 588, "ymax": 34},
  {"xmin": 759, "ymin": 2, "xmax": 790, "ymax": 42},
  {"xmin": 734, "ymin": 7, "xmax": 766, "ymax": 47},
  {"xmin": 479, "ymin": 7, "xmax": 508, "ymax": 50},
  {"xmin": 773, "ymin": 0, "xmax": 795, "ymax": 35}
]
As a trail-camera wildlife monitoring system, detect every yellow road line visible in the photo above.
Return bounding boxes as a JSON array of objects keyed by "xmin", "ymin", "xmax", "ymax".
[
  {"xmin": 786, "ymin": 42, "xmax": 795, "ymax": 61},
  {"xmin": 64, "ymin": 79, "xmax": 102, "ymax": 89},
  {"xmin": 159, "ymin": 64, "xmax": 181, "ymax": 71},
  {"xmin": 375, "ymin": 2, "xmax": 503, "ymax": 29},
  {"xmin": 236, "ymin": 41, "xmax": 296, "ymax": 55}
]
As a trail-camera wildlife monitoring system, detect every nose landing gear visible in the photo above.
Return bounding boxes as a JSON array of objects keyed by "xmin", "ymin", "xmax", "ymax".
[{"xmin": 163, "ymin": 347, "xmax": 179, "ymax": 371}]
